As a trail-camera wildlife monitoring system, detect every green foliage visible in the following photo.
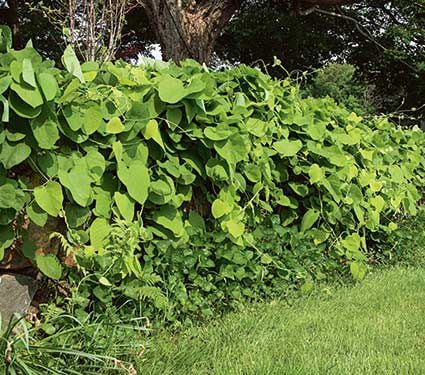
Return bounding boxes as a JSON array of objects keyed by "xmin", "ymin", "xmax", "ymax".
[
  {"xmin": 0, "ymin": 309, "xmax": 147, "ymax": 374},
  {"xmin": 0, "ymin": 28, "xmax": 424, "ymax": 319},
  {"xmin": 35, "ymin": 253, "xmax": 62, "ymax": 280},
  {"xmin": 0, "ymin": 25, "xmax": 12, "ymax": 53},
  {"xmin": 73, "ymin": 217, "xmax": 168, "ymax": 312},
  {"xmin": 218, "ymin": 0, "xmax": 425, "ymax": 117},
  {"xmin": 305, "ymin": 63, "xmax": 377, "ymax": 115},
  {"xmin": 372, "ymin": 207, "xmax": 425, "ymax": 268},
  {"xmin": 140, "ymin": 219, "xmax": 345, "ymax": 321}
]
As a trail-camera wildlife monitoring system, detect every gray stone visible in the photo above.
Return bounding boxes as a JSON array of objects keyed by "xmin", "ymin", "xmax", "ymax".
[{"xmin": 0, "ymin": 274, "xmax": 37, "ymax": 327}]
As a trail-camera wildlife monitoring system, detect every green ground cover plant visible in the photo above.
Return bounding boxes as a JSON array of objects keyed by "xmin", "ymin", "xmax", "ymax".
[
  {"xmin": 0, "ymin": 25, "xmax": 424, "ymax": 323},
  {"xmin": 2, "ymin": 213, "xmax": 424, "ymax": 373}
]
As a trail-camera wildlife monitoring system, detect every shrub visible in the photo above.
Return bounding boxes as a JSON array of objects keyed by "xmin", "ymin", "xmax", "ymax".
[
  {"xmin": 305, "ymin": 63, "xmax": 377, "ymax": 115},
  {"xmin": 370, "ymin": 207, "xmax": 425, "ymax": 268},
  {"xmin": 0, "ymin": 27, "xmax": 424, "ymax": 320}
]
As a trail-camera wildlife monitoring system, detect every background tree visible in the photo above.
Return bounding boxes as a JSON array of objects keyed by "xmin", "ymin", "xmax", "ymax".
[
  {"xmin": 29, "ymin": 0, "xmax": 137, "ymax": 62},
  {"xmin": 305, "ymin": 63, "xmax": 378, "ymax": 115},
  {"xmin": 139, "ymin": 0, "xmax": 361, "ymax": 63},
  {"xmin": 217, "ymin": 0, "xmax": 425, "ymax": 115},
  {"xmin": 139, "ymin": 0, "xmax": 240, "ymax": 63},
  {"xmin": 1, "ymin": 0, "xmax": 423, "ymax": 117},
  {"xmin": 0, "ymin": 0, "xmax": 137, "ymax": 61}
]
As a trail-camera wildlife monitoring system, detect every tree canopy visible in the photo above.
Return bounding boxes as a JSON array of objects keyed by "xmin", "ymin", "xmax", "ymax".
[
  {"xmin": 0, "ymin": 0, "xmax": 423, "ymax": 116},
  {"xmin": 218, "ymin": 0, "xmax": 425, "ymax": 114}
]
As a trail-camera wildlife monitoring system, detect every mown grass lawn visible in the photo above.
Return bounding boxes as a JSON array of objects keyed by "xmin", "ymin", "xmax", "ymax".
[{"xmin": 138, "ymin": 267, "xmax": 425, "ymax": 374}]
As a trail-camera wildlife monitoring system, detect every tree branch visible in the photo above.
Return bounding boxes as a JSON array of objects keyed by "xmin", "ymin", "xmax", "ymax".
[
  {"xmin": 219, "ymin": 0, "xmax": 240, "ymax": 29},
  {"xmin": 301, "ymin": 0, "xmax": 360, "ymax": 5},
  {"xmin": 293, "ymin": 0, "xmax": 361, "ymax": 16},
  {"xmin": 312, "ymin": 7, "xmax": 419, "ymax": 73}
]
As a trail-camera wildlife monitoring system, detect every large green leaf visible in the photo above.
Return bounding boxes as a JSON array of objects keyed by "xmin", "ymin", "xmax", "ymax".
[
  {"xmin": 153, "ymin": 205, "xmax": 185, "ymax": 237},
  {"xmin": 22, "ymin": 58, "xmax": 36, "ymax": 88},
  {"xmin": 82, "ymin": 61, "xmax": 99, "ymax": 82},
  {"xmin": 348, "ymin": 185, "xmax": 363, "ymax": 205},
  {"xmin": 204, "ymin": 125, "xmax": 234, "ymax": 141},
  {"xmin": 166, "ymin": 107, "xmax": 182, "ymax": 128},
  {"xmin": 390, "ymin": 165, "xmax": 404, "ymax": 183},
  {"xmin": 150, "ymin": 176, "xmax": 174, "ymax": 195},
  {"xmin": 10, "ymin": 60, "xmax": 22, "ymax": 82},
  {"xmin": 85, "ymin": 150, "xmax": 105, "ymax": 182},
  {"xmin": 36, "ymin": 254, "xmax": 62, "ymax": 280},
  {"xmin": 308, "ymin": 164, "xmax": 324, "ymax": 184},
  {"xmin": 225, "ymin": 220, "xmax": 245, "ymax": 238},
  {"xmin": 34, "ymin": 181, "xmax": 63, "ymax": 217},
  {"xmin": 341, "ymin": 233, "xmax": 361, "ymax": 254},
  {"xmin": 289, "ymin": 182, "xmax": 309, "ymax": 197},
  {"xmin": 32, "ymin": 118, "xmax": 60, "ymax": 149},
  {"xmin": 243, "ymin": 164, "xmax": 262, "ymax": 183},
  {"xmin": 300, "ymin": 209, "xmax": 320, "ymax": 233},
  {"xmin": 106, "ymin": 117, "xmax": 125, "ymax": 134},
  {"xmin": 11, "ymin": 82, "xmax": 44, "ymax": 108},
  {"xmin": 0, "ymin": 76, "xmax": 12, "ymax": 95},
  {"xmin": 245, "ymin": 118, "xmax": 267, "ymax": 137},
  {"xmin": 0, "ymin": 208, "xmax": 16, "ymax": 226},
  {"xmin": 273, "ymin": 139, "xmax": 302, "ymax": 157},
  {"xmin": 206, "ymin": 159, "xmax": 228, "ymax": 181},
  {"xmin": 65, "ymin": 205, "xmax": 90, "ymax": 228},
  {"xmin": 37, "ymin": 72, "xmax": 58, "ymax": 101},
  {"xmin": 0, "ymin": 180, "xmax": 26, "ymax": 211},
  {"xmin": 9, "ymin": 91, "xmax": 42, "ymax": 118},
  {"xmin": 62, "ymin": 105, "xmax": 83, "ymax": 131},
  {"xmin": 0, "ymin": 182, "xmax": 18, "ymax": 208},
  {"xmin": 90, "ymin": 218, "xmax": 110, "ymax": 249},
  {"xmin": 370, "ymin": 195, "xmax": 385, "ymax": 212},
  {"xmin": 37, "ymin": 152, "xmax": 59, "ymax": 178},
  {"xmin": 93, "ymin": 189, "xmax": 112, "ymax": 218},
  {"xmin": 326, "ymin": 146, "xmax": 350, "ymax": 167},
  {"xmin": 59, "ymin": 163, "xmax": 92, "ymax": 207},
  {"xmin": 114, "ymin": 192, "xmax": 134, "ymax": 222},
  {"xmin": 0, "ymin": 141, "xmax": 31, "ymax": 169},
  {"xmin": 350, "ymin": 261, "xmax": 367, "ymax": 281},
  {"xmin": 82, "ymin": 106, "xmax": 103, "ymax": 135},
  {"xmin": 158, "ymin": 75, "xmax": 187, "ymax": 104},
  {"xmin": 0, "ymin": 25, "xmax": 12, "ymax": 52},
  {"xmin": 214, "ymin": 134, "xmax": 248, "ymax": 165},
  {"xmin": 211, "ymin": 199, "xmax": 232, "ymax": 219},
  {"xmin": 322, "ymin": 176, "xmax": 342, "ymax": 203},
  {"xmin": 142, "ymin": 119, "xmax": 164, "ymax": 149},
  {"xmin": 27, "ymin": 202, "xmax": 48, "ymax": 227},
  {"xmin": 62, "ymin": 45, "xmax": 85, "ymax": 83},
  {"xmin": 117, "ymin": 160, "xmax": 150, "ymax": 205}
]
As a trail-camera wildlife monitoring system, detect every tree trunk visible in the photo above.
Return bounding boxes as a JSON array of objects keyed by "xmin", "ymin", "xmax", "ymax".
[
  {"xmin": 142, "ymin": 0, "xmax": 362, "ymax": 64},
  {"xmin": 143, "ymin": 0, "xmax": 240, "ymax": 64}
]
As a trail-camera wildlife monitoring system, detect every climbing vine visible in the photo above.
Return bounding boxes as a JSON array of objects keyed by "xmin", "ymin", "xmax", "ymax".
[{"xmin": 0, "ymin": 26, "xmax": 424, "ymax": 317}]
